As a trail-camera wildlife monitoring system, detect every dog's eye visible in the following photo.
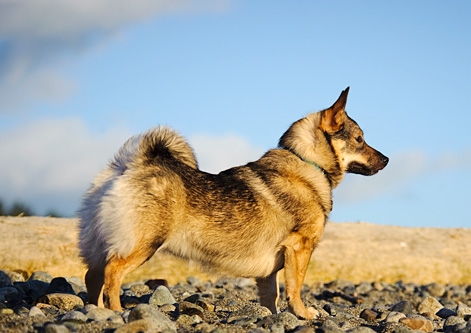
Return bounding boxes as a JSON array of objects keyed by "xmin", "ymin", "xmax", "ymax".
[{"xmin": 355, "ymin": 136, "xmax": 363, "ymax": 143}]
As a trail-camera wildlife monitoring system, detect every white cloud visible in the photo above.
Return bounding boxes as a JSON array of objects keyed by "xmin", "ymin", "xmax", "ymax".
[
  {"xmin": 436, "ymin": 149, "xmax": 471, "ymax": 171},
  {"xmin": 334, "ymin": 149, "xmax": 471, "ymax": 204},
  {"xmin": 190, "ymin": 133, "xmax": 265, "ymax": 173},
  {"xmin": 0, "ymin": 0, "xmax": 229, "ymax": 40},
  {"xmin": 333, "ymin": 150, "xmax": 426, "ymax": 203},
  {"xmin": 0, "ymin": 0, "xmax": 230, "ymax": 112},
  {"xmin": 0, "ymin": 69, "xmax": 77, "ymax": 112},
  {"xmin": 0, "ymin": 117, "xmax": 132, "ymax": 215}
]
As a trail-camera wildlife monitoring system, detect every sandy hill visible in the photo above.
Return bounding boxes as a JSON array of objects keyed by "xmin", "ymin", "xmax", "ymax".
[{"xmin": 1, "ymin": 216, "xmax": 470, "ymax": 285}]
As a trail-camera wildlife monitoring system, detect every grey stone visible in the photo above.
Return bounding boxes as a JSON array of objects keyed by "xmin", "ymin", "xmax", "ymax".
[
  {"xmin": 29, "ymin": 271, "xmax": 53, "ymax": 283},
  {"xmin": 456, "ymin": 304, "xmax": 471, "ymax": 317},
  {"xmin": 177, "ymin": 314, "xmax": 203, "ymax": 325},
  {"xmin": 130, "ymin": 283, "xmax": 151, "ymax": 297},
  {"xmin": 444, "ymin": 316, "xmax": 466, "ymax": 332},
  {"xmin": 65, "ymin": 277, "xmax": 86, "ymax": 295},
  {"xmin": 270, "ymin": 323, "xmax": 285, "ymax": 333},
  {"xmin": 85, "ymin": 307, "xmax": 123, "ymax": 323},
  {"xmin": 417, "ymin": 296, "xmax": 443, "ymax": 317},
  {"xmin": 114, "ymin": 318, "xmax": 170, "ymax": 333},
  {"xmin": 0, "ymin": 308, "xmax": 14, "ymax": 315},
  {"xmin": 159, "ymin": 303, "xmax": 177, "ymax": 313},
  {"xmin": 46, "ymin": 277, "xmax": 75, "ymax": 295},
  {"xmin": 399, "ymin": 315, "xmax": 434, "ymax": 332},
  {"xmin": 83, "ymin": 303, "xmax": 98, "ymax": 312},
  {"xmin": 121, "ymin": 295, "xmax": 140, "ymax": 309},
  {"xmin": 29, "ymin": 306, "xmax": 47, "ymax": 318},
  {"xmin": 126, "ymin": 304, "xmax": 176, "ymax": 332},
  {"xmin": 456, "ymin": 323, "xmax": 471, "ymax": 333},
  {"xmin": 359, "ymin": 308, "xmax": 378, "ymax": 321},
  {"xmin": 446, "ymin": 285, "xmax": 467, "ymax": 299},
  {"xmin": 44, "ymin": 323, "xmax": 70, "ymax": 333},
  {"xmin": 19, "ymin": 279, "xmax": 49, "ymax": 300},
  {"xmin": 184, "ymin": 293, "xmax": 201, "ymax": 303},
  {"xmin": 425, "ymin": 283, "xmax": 446, "ymax": 297},
  {"xmin": 437, "ymin": 307, "xmax": 458, "ymax": 319},
  {"xmin": 385, "ymin": 311, "xmax": 407, "ymax": 323},
  {"xmin": 66, "ymin": 276, "xmax": 85, "ymax": 287},
  {"xmin": 39, "ymin": 293, "xmax": 84, "ymax": 311},
  {"xmin": 456, "ymin": 325, "xmax": 471, "ymax": 333},
  {"xmin": 323, "ymin": 303, "xmax": 336, "ymax": 316},
  {"xmin": 392, "ymin": 300, "xmax": 415, "ymax": 315},
  {"xmin": 269, "ymin": 312, "xmax": 300, "ymax": 331},
  {"xmin": 129, "ymin": 303, "xmax": 167, "ymax": 321},
  {"xmin": 179, "ymin": 301, "xmax": 205, "ymax": 319},
  {"xmin": 372, "ymin": 281, "xmax": 385, "ymax": 291},
  {"xmin": 0, "ymin": 271, "xmax": 12, "ymax": 288},
  {"xmin": 227, "ymin": 303, "xmax": 272, "ymax": 323},
  {"xmin": 61, "ymin": 310, "xmax": 87, "ymax": 322},
  {"xmin": 229, "ymin": 315, "xmax": 259, "ymax": 326},
  {"xmin": 0, "ymin": 286, "xmax": 20, "ymax": 302},
  {"xmin": 356, "ymin": 281, "xmax": 373, "ymax": 295},
  {"xmin": 195, "ymin": 300, "xmax": 216, "ymax": 314},
  {"xmin": 320, "ymin": 319, "xmax": 343, "ymax": 333},
  {"xmin": 5, "ymin": 270, "xmax": 27, "ymax": 283},
  {"xmin": 292, "ymin": 326, "xmax": 314, "ymax": 333},
  {"xmin": 148, "ymin": 285, "xmax": 176, "ymax": 307}
]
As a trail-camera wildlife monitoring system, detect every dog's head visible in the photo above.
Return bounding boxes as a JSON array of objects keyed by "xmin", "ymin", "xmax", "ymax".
[{"xmin": 320, "ymin": 87, "xmax": 389, "ymax": 176}]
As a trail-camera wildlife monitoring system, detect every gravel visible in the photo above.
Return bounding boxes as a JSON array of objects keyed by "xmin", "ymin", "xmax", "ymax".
[{"xmin": 0, "ymin": 270, "xmax": 470, "ymax": 333}]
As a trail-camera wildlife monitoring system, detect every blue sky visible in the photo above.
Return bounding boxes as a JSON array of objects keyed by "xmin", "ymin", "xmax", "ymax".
[{"xmin": 0, "ymin": 1, "xmax": 470, "ymax": 228}]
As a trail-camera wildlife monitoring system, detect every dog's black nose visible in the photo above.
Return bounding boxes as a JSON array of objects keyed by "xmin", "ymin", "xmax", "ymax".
[{"xmin": 381, "ymin": 155, "xmax": 389, "ymax": 166}]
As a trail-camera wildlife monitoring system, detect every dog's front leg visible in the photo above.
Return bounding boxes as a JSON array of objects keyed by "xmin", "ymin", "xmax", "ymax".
[
  {"xmin": 282, "ymin": 231, "xmax": 321, "ymax": 320},
  {"xmin": 256, "ymin": 272, "xmax": 279, "ymax": 314}
]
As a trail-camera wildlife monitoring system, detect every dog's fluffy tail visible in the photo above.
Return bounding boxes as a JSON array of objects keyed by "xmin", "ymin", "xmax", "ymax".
[
  {"xmin": 111, "ymin": 126, "xmax": 198, "ymax": 174},
  {"xmin": 77, "ymin": 126, "xmax": 197, "ymax": 268}
]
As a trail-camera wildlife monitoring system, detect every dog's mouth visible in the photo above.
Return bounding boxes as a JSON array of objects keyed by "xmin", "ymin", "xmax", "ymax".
[
  {"xmin": 347, "ymin": 161, "xmax": 386, "ymax": 176},
  {"xmin": 347, "ymin": 162, "xmax": 375, "ymax": 176}
]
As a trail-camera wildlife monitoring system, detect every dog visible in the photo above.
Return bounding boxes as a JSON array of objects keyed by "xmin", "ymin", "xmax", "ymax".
[{"xmin": 78, "ymin": 87, "xmax": 388, "ymax": 319}]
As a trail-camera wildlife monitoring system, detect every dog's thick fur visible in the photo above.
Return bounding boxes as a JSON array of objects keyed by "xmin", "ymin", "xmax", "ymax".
[{"xmin": 78, "ymin": 87, "xmax": 388, "ymax": 319}]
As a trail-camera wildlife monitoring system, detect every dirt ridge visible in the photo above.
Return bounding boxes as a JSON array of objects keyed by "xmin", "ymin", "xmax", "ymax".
[{"xmin": 1, "ymin": 216, "xmax": 470, "ymax": 285}]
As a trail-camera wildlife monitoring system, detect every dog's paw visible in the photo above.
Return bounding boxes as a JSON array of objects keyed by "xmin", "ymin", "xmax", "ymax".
[
  {"xmin": 290, "ymin": 305, "xmax": 319, "ymax": 320},
  {"xmin": 303, "ymin": 307, "xmax": 319, "ymax": 320}
]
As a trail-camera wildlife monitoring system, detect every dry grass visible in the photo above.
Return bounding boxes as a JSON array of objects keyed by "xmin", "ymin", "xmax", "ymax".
[{"xmin": 1, "ymin": 216, "xmax": 470, "ymax": 285}]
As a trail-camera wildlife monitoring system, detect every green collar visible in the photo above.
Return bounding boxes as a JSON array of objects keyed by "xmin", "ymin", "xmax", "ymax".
[
  {"xmin": 302, "ymin": 158, "xmax": 324, "ymax": 173},
  {"xmin": 285, "ymin": 148, "xmax": 325, "ymax": 174}
]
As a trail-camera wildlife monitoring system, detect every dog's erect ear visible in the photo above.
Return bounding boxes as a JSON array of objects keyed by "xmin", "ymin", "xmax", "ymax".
[{"xmin": 320, "ymin": 87, "xmax": 349, "ymax": 134}]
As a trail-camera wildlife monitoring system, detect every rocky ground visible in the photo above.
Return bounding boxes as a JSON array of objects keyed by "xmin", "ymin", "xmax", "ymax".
[{"xmin": 0, "ymin": 270, "xmax": 470, "ymax": 333}]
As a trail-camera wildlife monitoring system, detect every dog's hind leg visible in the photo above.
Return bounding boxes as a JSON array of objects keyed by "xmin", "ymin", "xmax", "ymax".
[
  {"xmin": 103, "ymin": 246, "xmax": 158, "ymax": 311},
  {"xmin": 85, "ymin": 265, "xmax": 105, "ymax": 307},
  {"xmin": 256, "ymin": 272, "xmax": 280, "ymax": 314}
]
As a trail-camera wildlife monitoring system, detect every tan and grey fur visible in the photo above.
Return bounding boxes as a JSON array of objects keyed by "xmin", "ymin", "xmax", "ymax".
[{"xmin": 78, "ymin": 87, "xmax": 388, "ymax": 319}]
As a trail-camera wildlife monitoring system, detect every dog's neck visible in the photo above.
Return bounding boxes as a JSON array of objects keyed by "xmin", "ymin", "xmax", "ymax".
[{"xmin": 278, "ymin": 113, "xmax": 345, "ymax": 188}]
